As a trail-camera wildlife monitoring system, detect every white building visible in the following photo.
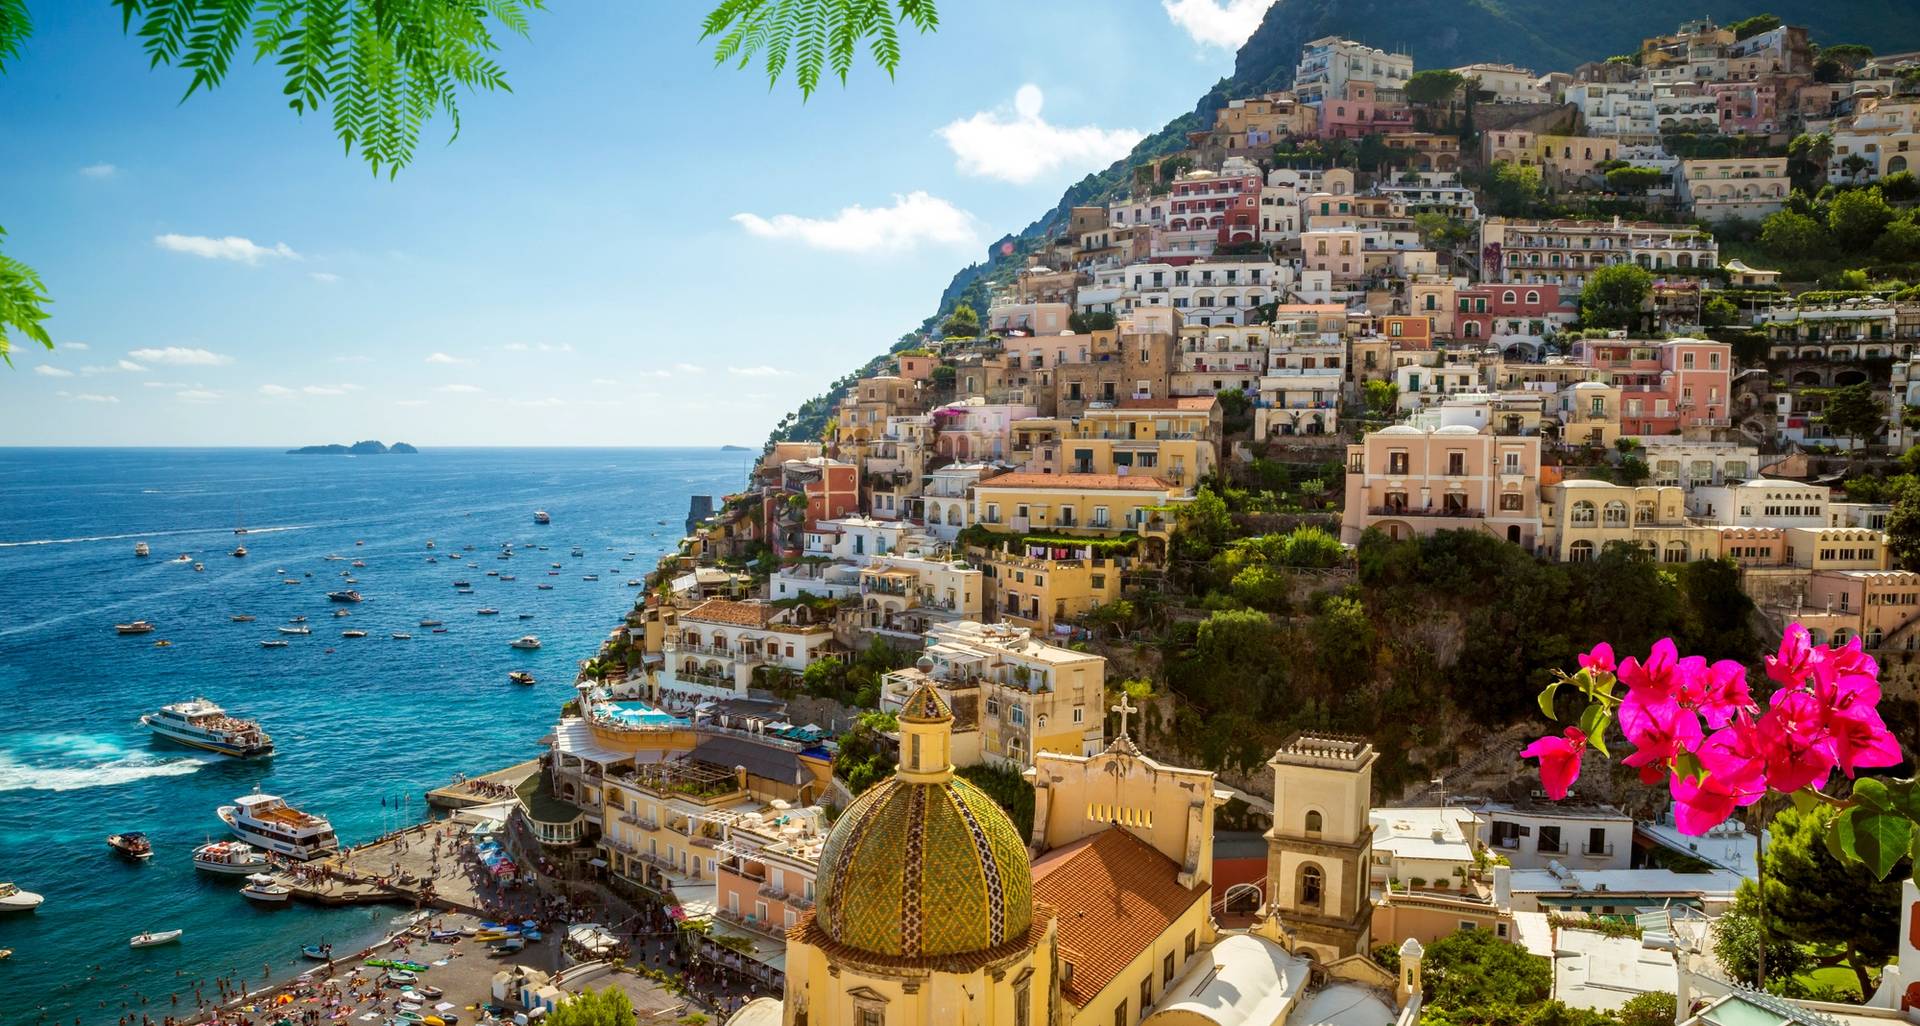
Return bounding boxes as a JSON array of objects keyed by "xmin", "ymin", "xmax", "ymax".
[
  {"xmin": 1688, "ymin": 480, "xmax": 1830, "ymax": 528},
  {"xmin": 1294, "ymin": 37, "xmax": 1413, "ymax": 107}
]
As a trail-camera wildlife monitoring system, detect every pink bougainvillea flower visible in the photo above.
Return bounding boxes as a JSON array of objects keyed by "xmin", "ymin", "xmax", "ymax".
[
  {"xmin": 1669, "ymin": 768, "xmax": 1762, "ymax": 835},
  {"xmin": 1765, "ymin": 623, "xmax": 1819, "ymax": 688},
  {"xmin": 1808, "ymin": 648, "xmax": 1882, "ymax": 712},
  {"xmin": 1521, "ymin": 726, "xmax": 1587, "ymax": 800},
  {"xmin": 1756, "ymin": 690, "xmax": 1836, "ymax": 794},
  {"xmin": 1825, "ymin": 702, "xmax": 1904, "ymax": 778},
  {"xmin": 1685, "ymin": 658, "xmax": 1754, "ymax": 729},
  {"xmin": 1620, "ymin": 696, "xmax": 1704, "ymax": 782},
  {"xmin": 1822, "ymin": 635, "xmax": 1879, "ymax": 690},
  {"xmin": 1577, "ymin": 642, "xmax": 1616, "ymax": 675},
  {"xmin": 1618, "ymin": 638, "xmax": 1683, "ymax": 703},
  {"xmin": 1697, "ymin": 716, "xmax": 1768, "ymax": 788}
]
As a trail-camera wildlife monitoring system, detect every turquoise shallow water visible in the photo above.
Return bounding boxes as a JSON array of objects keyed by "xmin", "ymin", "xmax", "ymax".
[{"xmin": 0, "ymin": 447, "xmax": 749, "ymax": 1023}]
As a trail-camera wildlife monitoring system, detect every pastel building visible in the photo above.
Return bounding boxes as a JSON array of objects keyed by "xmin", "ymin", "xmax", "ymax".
[
  {"xmin": 659, "ymin": 599, "xmax": 838, "ymax": 703},
  {"xmin": 1340, "ymin": 422, "xmax": 1542, "ymax": 547},
  {"xmin": 1568, "ymin": 337, "xmax": 1732, "ymax": 435},
  {"xmin": 879, "ymin": 620, "xmax": 1107, "ymax": 767},
  {"xmin": 1677, "ymin": 157, "xmax": 1789, "ymax": 221}
]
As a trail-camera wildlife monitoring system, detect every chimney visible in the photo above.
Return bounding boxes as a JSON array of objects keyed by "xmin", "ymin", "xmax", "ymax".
[
  {"xmin": 1493, "ymin": 863, "xmax": 1512, "ymax": 912},
  {"xmin": 1397, "ymin": 937, "xmax": 1425, "ymax": 1006}
]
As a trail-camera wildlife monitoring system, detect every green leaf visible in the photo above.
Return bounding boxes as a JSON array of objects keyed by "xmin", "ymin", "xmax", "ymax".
[
  {"xmin": 1853, "ymin": 776, "xmax": 1894, "ymax": 813},
  {"xmin": 1577, "ymin": 702, "xmax": 1610, "ymax": 758},
  {"xmin": 1826, "ymin": 812, "xmax": 1851, "ymax": 863},
  {"xmin": 1842, "ymin": 807, "xmax": 1914, "ymax": 880},
  {"xmin": 1536, "ymin": 681, "xmax": 1561, "ymax": 721},
  {"xmin": 1790, "ymin": 788, "xmax": 1822, "ymax": 815}
]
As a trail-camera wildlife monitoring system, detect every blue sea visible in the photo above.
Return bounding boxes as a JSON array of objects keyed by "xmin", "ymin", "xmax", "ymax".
[{"xmin": 0, "ymin": 447, "xmax": 752, "ymax": 1023}]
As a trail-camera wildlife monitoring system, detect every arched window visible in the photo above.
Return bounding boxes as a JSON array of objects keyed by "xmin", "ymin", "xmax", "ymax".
[
  {"xmin": 1305, "ymin": 810, "xmax": 1323, "ymax": 835},
  {"xmin": 1525, "ymin": 291, "xmax": 1540, "ymax": 305},
  {"xmin": 1569, "ymin": 540, "xmax": 1595, "ymax": 562},
  {"xmin": 1502, "ymin": 290, "xmax": 1517, "ymax": 304},
  {"xmin": 1664, "ymin": 541, "xmax": 1690, "ymax": 563},
  {"xmin": 1298, "ymin": 863, "xmax": 1324, "ymax": 909},
  {"xmin": 1571, "ymin": 501, "xmax": 1597, "ymax": 525},
  {"xmin": 1634, "ymin": 501, "xmax": 1656, "ymax": 525},
  {"xmin": 1603, "ymin": 500, "xmax": 1628, "ymax": 525}
]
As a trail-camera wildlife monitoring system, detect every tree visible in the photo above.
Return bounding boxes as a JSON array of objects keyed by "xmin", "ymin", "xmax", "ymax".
[
  {"xmin": 1422, "ymin": 928, "xmax": 1550, "ymax": 1011},
  {"xmin": 1822, "ymin": 43, "xmax": 1875, "ymax": 70},
  {"xmin": 1842, "ymin": 153, "xmax": 1874, "ymax": 183},
  {"xmin": 1174, "ymin": 486, "xmax": 1233, "ymax": 561},
  {"xmin": 1888, "ymin": 477, "xmax": 1920, "ymax": 571},
  {"xmin": 1702, "ymin": 295, "xmax": 1739, "ymax": 327},
  {"xmin": 1617, "ymin": 994, "xmax": 1678, "ymax": 1026},
  {"xmin": 1405, "ymin": 68, "xmax": 1464, "ymax": 106},
  {"xmin": 1729, "ymin": 14, "xmax": 1782, "ymax": 40},
  {"xmin": 545, "ymin": 986, "xmax": 638, "ymax": 1026},
  {"xmin": 1830, "ymin": 188, "xmax": 1895, "ymax": 249},
  {"xmin": 940, "ymin": 302, "xmax": 980, "ymax": 339},
  {"xmin": 1713, "ymin": 888, "xmax": 1814, "ymax": 992},
  {"xmin": 1883, "ymin": 170, "xmax": 1920, "ymax": 202},
  {"xmin": 1876, "ymin": 218, "xmax": 1920, "ymax": 261},
  {"xmin": 0, "ymin": 226, "xmax": 49, "ymax": 364},
  {"xmin": 1787, "ymin": 132, "xmax": 1835, "ymax": 192},
  {"xmin": 1482, "ymin": 162, "xmax": 1542, "ymax": 217},
  {"xmin": 1759, "ymin": 210, "xmax": 1831, "ymax": 259},
  {"xmin": 701, "ymin": 0, "xmax": 937, "ymax": 96},
  {"xmin": 1814, "ymin": 382, "xmax": 1887, "ymax": 452},
  {"xmin": 1604, "ymin": 166, "xmax": 1663, "ymax": 193},
  {"xmin": 1363, "ymin": 380, "xmax": 1399, "ymax": 418},
  {"xmin": 1579, "ymin": 263, "xmax": 1653, "ymax": 329},
  {"xmin": 1615, "ymin": 455, "xmax": 1650, "ymax": 484},
  {"xmin": 1750, "ymin": 805, "xmax": 1905, "ymax": 996}
]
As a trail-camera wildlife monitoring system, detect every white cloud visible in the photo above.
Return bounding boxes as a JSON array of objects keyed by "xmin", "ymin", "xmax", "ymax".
[
  {"xmin": 732, "ymin": 191, "xmax": 978, "ymax": 252},
  {"xmin": 78, "ymin": 163, "xmax": 118, "ymax": 179},
  {"xmin": 117, "ymin": 359, "xmax": 148, "ymax": 372},
  {"xmin": 436, "ymin": 384, "xmax": 484, "ymax": 394},
  {"xmin": 309, "ymin": 272, "xmax": 340, "ymax": 284},
  {"xmin": 64, "ymin": 342, "xmax": 90, "ymax": 351},
  {"xmin": 674, "ymin": 363, "xmax": 706, "ymax": 374},
  {"xmin": 68, "ymin": 392, "xmax": 120, "ymax": 403},
  {"xmin": 508, "ymin": 397, "xmax": 568, "ymax": 408},
  {"xmin": 728, "ymin": 365, "xmax": 791, "ymax": 377},
  {"xmin": 502, "ymin": 343, "xmax": 529, "ymax": 352},
  {"xmin": 144, "ymin": 381, "xmax": 191, "ymax": 389},
  {"xmin": 127, "ymin": 346, "xmax": 232, "ymax": 366},
  {"xmin": 33, "ymin": 365, "xmax": 72, "ymax": 378},
  {"xmin": 332, "ymin": 355, "xmax": 372, "ymax": 365},
  {"xmin": 175, "ymin": 389, "xmax": 221, "ymax": 402},
  {"xmin": 1161, "ymin": 0, "xmax": 1274, "ymax": 48},
  {"xmin": 258, "ymin": 384, "xmax": 296, "ymax": 397},
  {"xmin": 938, "ymin": 86, "xmax": 1145, "ymax": 185},
  {"xmin": 500, "ymin": 342, "xmax": 571, "ymax": 353},
  {"xmin": 154, "ymin": 234, "xmax": 299, "ymax": 263},
  {"xmin": 425, "ymin": 352, "xmax": 468, "ymax": 365}
]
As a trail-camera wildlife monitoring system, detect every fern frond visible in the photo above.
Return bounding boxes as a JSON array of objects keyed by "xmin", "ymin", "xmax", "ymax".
[
  {"xmin": 704, "ymin": 0, "xmax": 936, "ymax": 97},
  {"xmin": 0, "ymin": 227, "xmax": 54, "ymax": 367},
  {"xmin": 0, "ymin": 0, "xmax": 32, "ymax": 72}
]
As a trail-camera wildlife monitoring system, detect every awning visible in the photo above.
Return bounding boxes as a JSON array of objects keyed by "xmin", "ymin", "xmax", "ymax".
[
  {"xmin": 587, "ymin": 858, "xmax": 608, "ymax": 868},
  {"xmin": 707, "ymin": 919, "xmax": 789, "ymax": 975}
]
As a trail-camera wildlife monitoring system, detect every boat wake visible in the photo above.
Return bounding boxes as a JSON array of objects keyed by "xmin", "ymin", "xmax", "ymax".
[
  {"xmin": 0, "ymin": 734, "xmax": 210, "ymax": 793},
  {"xmin": 0, "ymin": 525, "xmax": 309, "ymax": 548}
]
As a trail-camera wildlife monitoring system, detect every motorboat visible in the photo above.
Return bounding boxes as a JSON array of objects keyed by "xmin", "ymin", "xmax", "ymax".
[
  {"xmin": 289, "ymin": 615, "xmax": 307, "ymax": 622},
  {"xmin": 391, "ymin": 632, "xmax": 413, "ymax": 640},
  {"xmin": 549, "ymin": 563, "xmax": 561, "ymax": 569},
  {"xmin": 220, "ymin": 791, "xmax": 338, "ymax": 860},
  {"xmin": 301, "ymin": 943, "xmax": 334, "ymax": 961},
  {"xmin": 476, "ymin": 608, "xmax": 500, "ymax": 616},
  {"xmin": 451, "ymin": 580, "xmax": 470, "ymax": 589},
  {"xmin": 350, "ymin": 560, "xmax": 366, "ymax": 568},
  {"xmin": 0, "ymin": 882, "xmax": 44, "ymax": 913},
  {"xmin": 230, "ymin": 614, "xmax": 256, "ymax": 623},
  {"xmin": 281, "ymin": 578, "xmax": 300, "ymax": 585},
  {"xmin": 153, "ymin": 639, "xmax": 172, "ymax": 648},
  {"xmin": 570, "ymin": 547, "xmax": 583, "ymax": 557},
  {"xmin": 130, "ymin": 929, "xmax": 183, "ymax": 948},
  {"xmin": 193, "ymin": 563, "xmax": 205, "ymax": 572},
  {"xmin": 260, "ymin": 640, "xmax": 289, "ymax": 648},
  {"xmin": 278, "ymin": 625, "xmax": 311, "ymax": 635},
  {"xmin": 326, "ymin": 590, "xmax": 362, "ymax": 603},
  {"xmin": 192, "ymin": 840, "xmax": 266, "ymax": 875},
  {"xmin": 142, "ymin": 698, "xmax": 274, "ymax": 757},
  {"xmin": 239, "ymin": 873, "xmax": 291, "ymax": 903},
  {"xmin": 425, "ymin": 540, "xmax": 435, "ymax": 549},
  {"xmin": 500, "ymin": 575, "xmax": 516, "ymax": 581},
  {"xmin": 508, "ymin": 671, "xmax": 535, "ymax": 686},
  {"xmin": 509, "ymin": 635, "xmax": 540, "ymax": 650},
  {"xmin": 116, "ymin": 620, "xmax": 157, "ymax": 635},
  {"xmin": 626, "ymin": 579, "xmax": 641, "ymax": 587},
  {"xmin": 490, "ymin": 937, "xmax": 525, "ymax": 955},
  {"xmin": 171, "ymin": 554, "xmax": 192, "ymax": 563},
  {"xmin": 419, "ymin": 619, "xmax": 444, "ymax": 627},
  {"xmin": 581, "ymin": 574, "xmax": 598, "ymax": 581},
  {"xmin": 517, "ymin": 612, "xmax": 534, "ymax": 620},
  {"xmin": 135, "ymin": 541, "xmax": 150, "ymax": 557},
  {"xmin": 231, "ymin": 546, "xmax": 248, "ymax": 558},
  {"xmin": 341, "ymin": 629, "xmax": 367, "ymax": 638},
  {"xmin": 431, "ymin": 628, "xmax": 448, "ymax": 634},
  {"xmin": 386, "ymin": 969, "xmax": 418, "ymax": 985},
  {"xmin": 536, "ymin": 583, "xmax": 553, "ymax": 590},
  {"xmin": 332, "ymin": 609, "xmax": 350, "ymax": 618},
  {"xmin": 108, "ymin": 832, "xmax": 153, "ymax": 859},
  {"xmin": 533, "ymin": 510, "xmax": 551, "ymax": 524},
  {"xmin": 486, "ymin": 570, "xmax": 499, "ymax": 577}
]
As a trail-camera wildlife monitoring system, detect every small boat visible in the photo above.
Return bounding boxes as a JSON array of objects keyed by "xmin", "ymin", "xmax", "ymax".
[
  {"xmin": 391, "ymin": 632, "xmax": 413, "ymax": 640},
  {"xmin": 230, "ymin": 614, "xmax": 256, "ymax": 623},
  {"xmin": 117, "ymin": 621, "xmax": 157, "ymax": 635},
  {"xmin": 326, "ymin": 590, "xmax": 362, "ymax": 603},
  {"xmin": 570, "ymin": 547, "xmax": 583, "ymax": 557},
  {"xmin": 536, "ymin": 584, "xmax": 553, "ymax": 591},
  {"xmin": 456, "ymin": 587, "xmax": 474, "ymax": 595},
  {"xmin": 0, "ymin": 949, "xmax": 10, "ymax": 959},
  {"xmin": 355, "ymin": 539, "xmax": 364, "ymax": 546},
  {"xmin": 533, "ymin": 510, "xmax": 551, "ymax": 525},
  {"xmin": 549, "ymin": 562, "xmax": 561, "ymax": 569},
  {"xmin": 342, "ymin": 576, "xmax": 358, "ymax": 584},
  {"xmin": 172, "ymin": 554, "xmax": 192, "ymax": 563},
  {"xmin": 193, "ymin": 840, "xmax": 265, "ymax": 875},
  {"xmin": 419, "ymin": 619, "xmax": 443, "ymax": 627},
  {"xmin": 581, "ymin": 574, "xmax": 598, "ymax": 581},
  {"xmin": 289, "ymin": 615, "xmax": 307, "ymax": 622},
  {"xmin": 234, "ymin": 526, "xmax": 249, "ymax": 536},
  {"xmin": 231, "ymin": 546, "xmax": 248, "ymax": 558},
  {"xmin": 302, "ymin": 943, "xmax": 334, "ymax": 961},
  {"xmin": 130, "ymin": 929, "xmax": 183, "ymax": 948},
  {"xmin": 153, "ymin": 639, "xmax": 172, "ymax": 648},
  {"xmin": 332, "ymin": 609, "xmax": 350, "ymax": 618},
  {"xmin": 500, "ymin": 575, "xmax": 516, "ymax": 581},
  {"xmin": 350, "ymin": 560, "xmax": 366, "ymax": 568},
  {"xmin": 0, "ymin": 882, "xmax": 45, "ymax": 913},
  {"xmin": 490, "ymin": 937, "xmax": 525, "ymax": 954},
  {"xmin": 240, "ymin": 873, "xmax": 291, "ymax": 902},
  {"xmin": 428, "ymin": 930, "xmax": 460, "ymax": 944},
  {"xmin": 425, "ymin": 540, "xmax": 435, "ymax": 549},
  {"xmin": 425, "ymin": 556, "xmax": 438, "ymax": 563},
  {"xmin": 431, "ymin": 628, "xmax": 448, "ymax": 634},
  {"xmin": 278, "ymin": 625, "xmax": 311, "ymax": 635},
  {"xmin": 517, "ymin": 613, "xmax": 534, "ymax": 620},
  {"xmin": 621, "ymin": 555, "xmax": 634, "ymax": 562},
  {"xmin": 418, "ymin": 984, "xmax": 445, "ymax": 999},
  {"xmin": 626, "ymin": 579, "xmax": 641, "ymax": 587},
  {"xmin": 386, "ymin": 969, "xmax": 418, "ymax": 985},
  {"xmin": 108, "ymin": 833, "xmax": 153, "ymax": 859},
  {"xmin": 495, "ymin": 553, "xmax": 511, "ymax": 561},
  {"xmin": 341, "ymin": 630, "xmax": 367, "ymax": 639},
  {"xmin": 281, "ymin": 578, "xmax": 300, "ymax": 585},
  {"xmin": 193, "ymin": 563, "xmax": 205, "ymax": 572},
  {"xmin": 451, "ymin": 580, "xmax": 470, "ymax": 588},
  {"xmin": 508, "ymin": 671, "xmax": 535, "ymax": 686},
  {"xmin": 510, "ymin": 635, "xmax": 540, "ymax": 650},
  {"xmin": 477, "ymin": 608, "xmax": 500, "ymax": 616},
  {"xmin": 486, "ymin": 570, "xmax": 499, "ymax": 577},
  {"xmin": 260, "ymin": 640, "xmax": 289, "ymax": 649},
  {"xmin": 324, "ymin": 554, "xmax": 344, "ymax": 561},
  {"xmin": 135, "ymin": 541, "xmax": 150, "ymax": 557}
]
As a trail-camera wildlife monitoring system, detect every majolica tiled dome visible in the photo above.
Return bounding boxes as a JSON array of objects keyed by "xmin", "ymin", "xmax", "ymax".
[{"xmin": 813, "ymin": 686, "xmax": 1034, "ymax": 958}]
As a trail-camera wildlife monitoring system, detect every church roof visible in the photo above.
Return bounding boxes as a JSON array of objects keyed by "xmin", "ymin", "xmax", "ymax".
[
  {"xmin": 1032, "ymin": 827, "xmax": 1211, "ymax": 1008},
  {"xmin": 899, "ymin": 683, "xmax": 952, "ymax": 722}
]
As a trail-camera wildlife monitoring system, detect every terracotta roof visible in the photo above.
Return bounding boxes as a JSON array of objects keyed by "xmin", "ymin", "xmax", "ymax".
[
  {"xmin": 1032, "ymin": 828, "xmax": 1211, "ymax": 1008},
  {"xmin": 684, "ymin": 599, "xmax": 771, "ymax": 628},
  {"xmin": 976, "ymin": 473, "xmax": 1170, "ymax": 492},
  {"xmin": 1114, "ymin": 396, "xmax": 1217, "ymax": 412}
]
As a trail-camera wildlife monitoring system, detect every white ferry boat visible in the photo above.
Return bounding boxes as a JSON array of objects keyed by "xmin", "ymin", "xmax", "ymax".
[
  {"xmin": 192, "ymin": 840, "xmax": 267, "ymax": 875},
  {"xmin": 141, "ymin": 699, "xmax": 275, "ymax": 757},
  {"xmin": 218, "ymin": 792, "xmax": 339, "ymax": 861}
]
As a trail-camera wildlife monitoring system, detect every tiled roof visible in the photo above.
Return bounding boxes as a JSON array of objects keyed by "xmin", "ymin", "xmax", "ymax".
[
  {"xmin": 1033, "ymin": 827, "xmax": 1211, "ymax": 1008},
  {"xmin": 1114, "ymin": 397, "xmax": 1217, "ymax": 411},
  {"xmin": 976, "ymin": 473, "xmax": 1170, "ymax": 492},
  {"xmin": 684, "ymin": 599, "xmax": 771, "ymax": 628}
]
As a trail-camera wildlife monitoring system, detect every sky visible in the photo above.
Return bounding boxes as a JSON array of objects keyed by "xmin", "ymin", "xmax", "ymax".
[{"xmin": 1, "ymin": 0, "xmax": 1279, "ymax": 446}]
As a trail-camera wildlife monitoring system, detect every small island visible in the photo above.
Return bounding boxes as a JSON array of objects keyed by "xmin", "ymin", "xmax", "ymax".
[
  {"xmin": 286, "ymin": 440, "xmax": 418, "ymax": 455},
  {"xmin": 719, "ymin": 444, "xmax": 751, "ymax": 451}
]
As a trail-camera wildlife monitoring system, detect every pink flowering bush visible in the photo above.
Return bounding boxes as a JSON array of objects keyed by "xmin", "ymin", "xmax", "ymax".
[{"xmin": 1525, "ymin": 625, "xmax": 1914, "ymax": 879}]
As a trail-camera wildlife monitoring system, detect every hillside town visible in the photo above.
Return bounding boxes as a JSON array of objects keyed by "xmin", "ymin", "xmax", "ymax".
[{"xmin": 472, "ymin": 16, "xmax": 1920, "ymax": 1026}]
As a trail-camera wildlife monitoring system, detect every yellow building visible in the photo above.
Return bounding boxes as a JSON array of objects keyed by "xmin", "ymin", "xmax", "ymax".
[
  {"xmin": 1265, "ymin": 734, "xmax": 1378, "ymax": 962},
  {"xmin": 1012, "ymin": 398, "xmax": 1221, "ymax": 492},
  {"xmin": 973, "ymin": 473, "xmax": 1178, "ymax": 538},
  {"xmin": 976, "ymin": 543, "xmax": 1130, "ymax": 636},
  {"xmin": 1538, "ymin": 481, "xmax": 1722, "ymax": 564}
]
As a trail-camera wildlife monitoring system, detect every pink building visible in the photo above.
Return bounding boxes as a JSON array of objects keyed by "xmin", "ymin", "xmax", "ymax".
[
  {"xmin": 1568, "ymin": 338, "xmax": 1732, "ymax": 435},
  {"xmin": 1302, "ymin": 228, "xmax": 1366, "ymax": 282},
  {"xmin": 1340, "ymin": 422, "xmax": 1543, "ymax": 547},
  {"xmin": 1452, "ymin": 284, "xmax": 1575, "ymax": 340},
  {"xmin": 1317, "ymin": 81, "xmax": 1412, "ymax": 139},
  {"xmin": 762, "ymin": 457, "xmax": 860, "ymax": 557},
  {"xmin": 895, "ymin": 353, "xmax": 937, "ymax": 380},
  {"xmin": 714, "ymin": 806, "xmax": 828, "ymax": 990},
  {"xmin": 1708, "ymin": 81, "xmax": 1779, "ymax": 135},
  {"xmin": 932, "ymin": 400, "xmax": 1040, "ymax": 462},
  {"xmin": 1169, "ymin": 166, "xmax": 1263, "ymax": 245}
]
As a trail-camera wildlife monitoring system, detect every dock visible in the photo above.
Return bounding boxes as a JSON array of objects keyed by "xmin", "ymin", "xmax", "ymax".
[{"xmin": 426, "ymin": 758, "xmax": 540, "ymax": 809}]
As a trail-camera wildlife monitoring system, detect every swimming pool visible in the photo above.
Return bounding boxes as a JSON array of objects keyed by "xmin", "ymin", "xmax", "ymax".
[{"xmin": 599, "ymin": 701, "xmax": 685, "ymax": 728}]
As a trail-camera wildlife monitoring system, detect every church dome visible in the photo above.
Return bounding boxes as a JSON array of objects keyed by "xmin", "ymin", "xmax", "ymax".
[{"xmin": 812, "ymin": 686, "xmax": 1034, "ymax": 959}]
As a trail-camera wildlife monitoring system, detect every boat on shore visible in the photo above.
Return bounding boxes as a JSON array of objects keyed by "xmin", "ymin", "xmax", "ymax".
[
  {"xmin": 0, "ymin": 883, "xmax": 43, "ymax": 913},
  {"xmin": 240, "ymin": 873, "xmax": 291, "ymax": 903},
  {"xmin": 302, "ymin": 943, "xmax": 335, "ymax": 961},
  {"xmin": 134, "ymin": 542, "xmax": 150, "ymax": 557},
  {"xmin": 508, "ymin": 671, "xmax": 536, "ymax": 686},
  {"xmin": 131, "ymin": 929, "xmax": 182, "ymax": 948},
  {"xmin": 326, "ymin": 590, "xmax": 363, "ymax": 603},
  {"xmin": 509, "ymin": 635, "xmax": 541, "ymax": 650},
  {"xmin": 116, "ymin": 621, "xmax": 157, "ymax": 635},
  {"xmin": 219, "ymin": 791, "xmax": 338, "ymax": 861},
  {"xmin": 108, "ymin": 832, "xmax": 153, "ymax": 860},
  {"xmin": 142, "ymin": 698, "xmax": 274, "ymax": 756},
  {"xmin": 193, "ymin": 840, "xmax": 265, "ymax": 875}
]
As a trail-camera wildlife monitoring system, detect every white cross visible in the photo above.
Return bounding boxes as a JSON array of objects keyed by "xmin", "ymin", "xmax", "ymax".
[{"xmin": 1111, "ymin": 693, "xmax": 1137, "ymax": 737}]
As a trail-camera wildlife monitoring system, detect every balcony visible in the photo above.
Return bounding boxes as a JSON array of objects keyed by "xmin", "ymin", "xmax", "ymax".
[
  {"xmin": 1582, "ymin": 842, "xmax": 1615, "ymax": 857},
  {"xmin": 1368, "ymin": 505, "xmax": 1485, "ymax": 519}
]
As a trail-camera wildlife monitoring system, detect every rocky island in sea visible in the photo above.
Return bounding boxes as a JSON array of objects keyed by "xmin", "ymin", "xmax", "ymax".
[{"xmin": 285, "ymin": 440, "xmax": 418, "ymax": 455}]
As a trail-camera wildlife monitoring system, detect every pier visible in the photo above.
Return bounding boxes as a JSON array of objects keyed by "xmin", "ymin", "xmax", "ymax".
[{"xmin": 425, "ymin": 759, "xmax": 541, "ymax": 810}]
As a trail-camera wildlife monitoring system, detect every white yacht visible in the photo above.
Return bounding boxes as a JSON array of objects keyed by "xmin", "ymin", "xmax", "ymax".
[
  {"xmin": 142, "ymin": 699, "xmax": 275, "ymax": 757},
  {"xmin": 218, "ymin": 792, "xmax": 338, "ymax": 861},
  {"xmin": 509, "ymin": 635, "xmax": 541, "ymax": 650},
  {"xmin": 0, "ymin": 882, "xmax": 43, "ymax": 913},
  {"xmin": 192, "ymin": 840, "xmax": 266, "ymax": 875},
  {"xmin": 239, "ymin": 873, "xmax": 291, "ymax": 903}
]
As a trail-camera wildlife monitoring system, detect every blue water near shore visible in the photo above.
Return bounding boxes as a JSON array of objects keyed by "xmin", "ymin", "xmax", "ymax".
[{"xmin": 0, "ymin": 447, "xmax": 750, "ymax": 1023}]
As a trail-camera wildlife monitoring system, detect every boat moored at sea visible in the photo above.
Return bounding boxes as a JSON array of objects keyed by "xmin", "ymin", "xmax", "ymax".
[
  {"xmin": 130, "ymin": 929, "xmax": 182, "ymax": 948},
  {"xmin": 509, "ymin": 635, "xmax": 541, "ymax": 650},
  {"xmin": 231, "ymin": 545, "xmax": 248, "ymax": 558},
  {"xmin": 391, "ymin": 632, "xmax": 412, "ymax": 640},
  {"xmin": 108, "ymin": 832, "xmax": 152, "ymax": 859},
  {"xmin": 278, "ymin": 625, "xmax": 311, "ymax": 636},
  {"xmin": 341, "ymin": 629, "xmax": 367, "ymax": 638},
  {"xmin": 219, "ymin": 792, "xmax": 338, "ymax": 861},
  {"xmin": 143, "ymin": 698, "xmax": 275, "ymax": 757},
  {"xmin": 134, "ymin": 542, "xmax": 150, "ymax": 557},
  {"xmin": 508, "ymin": 671, "xmax": 535, "ymax": 686},
  {"xmin": 477, "ymin": 607, "xmax": 500, "ymax": 616},
  {"xmin": 533, "ymin": 510, "xmax": 550, "ymax": 524},
  {"xmin": 0, "ymin": 883, "xmax": 44, "ymax": 913},
  {"xmin": 326, "ymin": 590, "xmax": 362, "ymax": 603},
  {"xmin": 260, "ymin": 640, "xmax": 289, "ymax": 648},
  {"xmin": 192, "ymin": 840, "xmax": 265, "ymax": 875},
  {"xmin": 230, "ymin": 614, "xmax": 256, "ymax": 623},
  {"xmin": 239, "ymin": 873, "xmax": 291, "ymax": 902},
  {"xmin": 419, "ymin": 619, "xmax": 443, "ymax": 627},
  {"xmin": 116, "ymin": 621, "xmax": 157, "ymax": 635}
]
